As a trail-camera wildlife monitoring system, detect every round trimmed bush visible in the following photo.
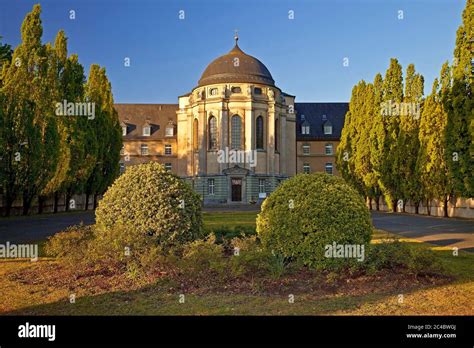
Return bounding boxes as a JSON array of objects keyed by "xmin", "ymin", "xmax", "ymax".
[
  {"xmin": 256, "ymin": 173, "xmax": 372, "ymax": 269},
  {"xmin": 95, "ymin": 162, "xmax": 203, "ymax": 250}
]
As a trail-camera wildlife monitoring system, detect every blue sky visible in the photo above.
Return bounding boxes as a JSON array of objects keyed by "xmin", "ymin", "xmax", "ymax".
[{"xmin": 0, "ymin": 0, "xmax": 466, "ymax": 103}]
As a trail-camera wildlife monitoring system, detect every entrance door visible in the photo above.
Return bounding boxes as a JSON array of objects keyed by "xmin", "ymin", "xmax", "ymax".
[{"xmin": 231, "ymin": 178, "xmax": 242, "ymax": 202}]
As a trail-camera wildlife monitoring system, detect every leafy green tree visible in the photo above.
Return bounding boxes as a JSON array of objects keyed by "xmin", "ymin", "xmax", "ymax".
[
  {"xmin": 337, "ymin": 84, "xmax": 360, "ymax": 190},
  {"xmin": 368, "ymin": 73, "xmax": 385, "ymax": 210},
  {"xmin": 444, "ymin": 0, "xmax": 473, "ymax": 198},
  {"xmin": 42, "ymin": 30, "xmax": 92, "ymax": 213},
  {"xmin": 83, "ymin": 65, "xmax": 122, "ymax": 210},
  {"xmin": 418, "ymin": 63, "xmax": 451, "ymax": 216},
  {"xmin": 380, "ymin": 58, "xmax": 404, "ymax": 212},
  {"xmin": 0, "ymin": 4, "xmax": 59, "ymax": 215},
  {"xmin": 399, "ymin": 64, "xmax": 424, "ymax": 212},
  {"xmin": 352, "ymin": 82, "xmax": 376, "ymax": 206}
]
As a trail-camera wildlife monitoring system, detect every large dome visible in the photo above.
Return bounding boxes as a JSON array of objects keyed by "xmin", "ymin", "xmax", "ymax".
[{"xmin": 198, "ymin": 43, "xmax": 275, "ymax": 87}]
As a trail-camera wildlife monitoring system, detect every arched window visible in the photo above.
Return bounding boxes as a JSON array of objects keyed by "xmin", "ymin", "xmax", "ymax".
[
  {"xmin": 274, "ymin": 118, "xmax": 279, "ymax": 152},
  {"xmin": 193, "ymin": 118, "xmax": 199, "ymax": 151},
  {"xmin": 208, "ymin": 116, "xmax": 217, "ymax": 150},
  {"xmin": 231, "ymin": 115, "xmax": 242, "ymax": 149},
  {"xmin": 256, "ymin": 116, "xmax": 264, "ymax": 150}
]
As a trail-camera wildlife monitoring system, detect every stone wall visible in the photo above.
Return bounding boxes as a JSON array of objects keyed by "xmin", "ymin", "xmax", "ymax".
[
  {"xmin": 371, "ymin": 197, "xmax": 474, "ymax": 219},
  {"xmin": 0, "ymin": 194, "xmax": 98, "ymax": 216}
]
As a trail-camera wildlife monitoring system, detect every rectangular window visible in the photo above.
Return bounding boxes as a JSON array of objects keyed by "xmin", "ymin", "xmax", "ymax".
[
  {"xmin": 324, "ymin": 125, "xmax": 332, "ymax": 135},
  {"xmin": 302, "ymin": 125, "xmax": 310, "ymax": 135},
  {"xmin": 165, "ymin": 163, "xmax": 172, "ymax": 171},
  {"xmin": 303, "ymin": 144, "xmax": 310, "ymax": 155},
  {"xmin": 258, "ymin": 179, "xmax": 266, "ymax": 193},
  {"xmin": 208, "ymin": 179, "xmax": 215, "ymax": 195},
  {"xmin": 303, "ymin": 163, "xmax": 310, "ymax": 174},
  {"xmin": 122, "ymin": 126, "xmax": 127, "ymax": 136},
  {"xmin": 119, "ymin": 163, "xmax": 125, "ymax": 173},
  {"xmin": 325, "ymin": 143, "xmax": 333, "ymax": 155},
  {"xmin": 165, "ymin": 144, "xmax": 172, "ymax": 155},
  {"xmin": 140, "ymin": 144, "xmax": 148, "ymax": 156},
  {"xmin": 325, "ymin": 162, "xmax": 333, "ymax": 175},
  {"xmin": 143, "ymin": 126, "xmax": 151, "ymax": 136}
]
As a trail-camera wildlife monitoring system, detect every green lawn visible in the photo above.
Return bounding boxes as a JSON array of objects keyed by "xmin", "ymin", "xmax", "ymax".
[
  {"xmin": 203, "ymin": 211, "xmax": 257, "ymax": 228},
  {"xmin": 0, "ymin": 211, "xmax": 473, "ymax": 315}
]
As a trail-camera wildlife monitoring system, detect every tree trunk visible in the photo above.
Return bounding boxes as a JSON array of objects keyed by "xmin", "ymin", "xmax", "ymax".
[
  {"xmin": 4, "ymin": 195, "xmax": 13, "ymax": 217},
  {"xmin": 414, "ymin": 202, "xmax": 419, "ymax": 214},
  {"xmin": 368, "ymin": 197, "xmax": 373, "ymax": 210},
  {"xmin": 391, "ymin": 199, "xmax": 397, "ymax": 213},
  {"xmin": 375, "ymin": 196, "xmax": 380, "ymax": 211},
  {"xmin": 426, "ymin": 199, "xmax": 431, "ymax": 216},
  {"xmin": 402, "ymin": 200, "xmax": 406, "ymax": 213},
  {"xmin": 93, "ymin": 193, "xmax": 98, "ymax": 210},
  {"xmin": 53, "ymin": 192, "xmax": 59, "ymax": 213},
  {"xmin": 443, "ymin": 196, "xmax": 449, "ymax": 218},
  {"xmin": 38, "ymin": 195, "xmax": 45, "ymax": 214},
  {"xmin": 22, "ymin": 192, "xmax": 32, "ymax": 216},
  {"xmin": 65, "ymin": 192, "xmax": 71, "ymax": 212},
  {"xmin": 85, "ymin": 193, "xmax": 90, "ymax": 211}
]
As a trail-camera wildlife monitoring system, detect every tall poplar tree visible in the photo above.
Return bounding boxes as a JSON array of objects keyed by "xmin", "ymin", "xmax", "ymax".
[
  {"xmin": 399, "ymin": 64, "xmax": 424, "ymax": 212},
  {"xmin": 368, "ymin": 73, "xmax": 385, "ymax": 210},
  {"xmin": 353, "ymin": 82, "xmax": 376, "ymax": 206},
  {"xmin": 337, "ymin": 84, "xmax": 360, "ymax": 190},
  {"xmin": 418, "ymin": 63, "xmax": 451, "ymax": 216},
  {"xmin": 444, "ymin": 0, "xmax": 473, "ymax": 198},
  {"xmin": 0, "ymin": 4, "xmax": 59, "ymax": 215},
  {"xmin": 42, "ymin": 30, "xmax": 92, "ymax": 213},
  {"xmin": 83, "ymin": 65, "xmax": 122, "ymax": 209},
  {"xmin": 380, "ymin": 58, "xmax": 404, "ymax": 211}
]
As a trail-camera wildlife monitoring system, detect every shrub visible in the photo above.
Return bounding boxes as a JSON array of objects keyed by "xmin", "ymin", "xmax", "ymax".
[
  {"xmin": 230, "ymin": 236, "xmax": 286, "ymax": 278},
  {"xmin": 95, "ymin": 162, "xmax": 203, "ymax": 251},
  {"xmin": 44, "ymin": 223, "xmax": 94, "ymax": 266},
  {"xmin": 256, "ymin": 173, "xmax": 372, "ymax": 270},
  {"xmin": 206, "ymin": 225, "xmax": 256, "ymax": 243},
  {"xmin": 363, "ymin": 240, "xmax": 443, "ymax": 275},
  {"xmin": 178, "ymin": 235, "xmax": 228, "ymax": 277},
  {"xmin": 87, "ymin": 224, "xmax": 162, "ymax": 272}
]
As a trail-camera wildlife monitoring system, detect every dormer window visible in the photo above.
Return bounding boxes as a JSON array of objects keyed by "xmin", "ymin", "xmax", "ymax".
[
  {"xmin": 254, "ymin": 87, "xmax": 262, "ymax": 95},
  {"xmin": 231, "ymin": 86, "xmax": 241, "ymax": 93},
  {"xmin": 301, "ymin": 115, "xmax": 310, "ymax": 135},
  {"xmin": 302, "ymin": 125, "xmax": 310, "ymax": 135},
  {"xmin": 122, "ymin": 125, "xmax": 127, "ymax": 136},
  {"xmin": 210, "ymin": 88, "xmax": 218, "ymax": 96},
  {"xmin": 165, "ymin": 123, "xmax": 174, "ymax": 137},
  {"xmin": 143, "ymin": 125, "xmax": 151, "ymax": 136},
  {"xmin": 323, "ymin": 121, "xmax": 333, "ymax": 135}
]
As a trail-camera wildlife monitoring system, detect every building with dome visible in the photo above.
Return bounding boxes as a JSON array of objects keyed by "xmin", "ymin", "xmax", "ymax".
[{"xmin": 116, "ymin": 38, "xmax": 348, "ymax": 204}]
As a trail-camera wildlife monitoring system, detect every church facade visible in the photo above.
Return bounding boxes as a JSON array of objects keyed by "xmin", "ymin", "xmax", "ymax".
[{"xmin": 116, "ymin": 39, "xmax": 348, "ymax": 204}]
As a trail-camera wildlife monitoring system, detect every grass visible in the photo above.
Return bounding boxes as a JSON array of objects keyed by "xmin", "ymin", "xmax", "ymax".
[
  {"xmin": 0, "ymin": 211, "xmax": 473, "ymax": 315},
  {"xmin": 203, "ymin": 211, "xmax": 257, "ymax": 229}
]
